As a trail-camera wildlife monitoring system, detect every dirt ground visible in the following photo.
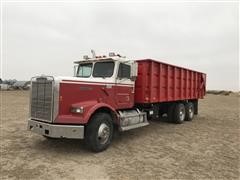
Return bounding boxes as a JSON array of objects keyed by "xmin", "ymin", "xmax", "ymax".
[{"xmin": 0, "ymin": 91, "xmax": 239, "ymax": 180}]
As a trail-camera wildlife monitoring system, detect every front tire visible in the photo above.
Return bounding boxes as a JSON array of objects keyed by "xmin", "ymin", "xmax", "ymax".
[{"xmin": 85, "ymin": 113, "xmax": 113, "ymax": 152}]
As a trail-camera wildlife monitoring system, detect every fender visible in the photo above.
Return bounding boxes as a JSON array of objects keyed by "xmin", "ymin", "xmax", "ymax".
[{"xmin": 55, "ymin": 100, "xmax": 118, "ymax": 124}]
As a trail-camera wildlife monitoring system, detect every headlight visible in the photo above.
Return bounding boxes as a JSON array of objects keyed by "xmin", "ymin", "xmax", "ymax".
[{"xmin": 71, "ymin": 106, "xmax": 84, "ymax": 114}]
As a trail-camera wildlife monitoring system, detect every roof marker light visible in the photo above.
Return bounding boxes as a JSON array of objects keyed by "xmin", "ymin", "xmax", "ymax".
[
  {"xmin": 109, "ymin": 52, "xmax": 115, "ymax": 57},
  {"xmin": 83, "ymin": 55, "xmax": 89, "ymax": 60}
]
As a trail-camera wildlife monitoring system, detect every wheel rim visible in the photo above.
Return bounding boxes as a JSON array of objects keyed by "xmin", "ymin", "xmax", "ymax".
[
  {"xmin": 179, "ymin": 106, "xmax": 186, "ymax": 121},
  {"xmin": 189, "ymin": 106, "xmax": 194, "ymax": 119},
  {"xmin": 98, "ymin": 123, "xmax": 110, "ymax": 145}
]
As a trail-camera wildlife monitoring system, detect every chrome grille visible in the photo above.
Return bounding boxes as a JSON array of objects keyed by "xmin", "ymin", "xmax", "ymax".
[{"xmin": 30, "ymin": 77, "xmax": 54, "ymax": 122}]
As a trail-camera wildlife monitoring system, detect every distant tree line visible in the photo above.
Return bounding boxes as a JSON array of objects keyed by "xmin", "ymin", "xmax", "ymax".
[{"xmin": 0, "ymin": 78, "xmax": 30, "ymax": 90}]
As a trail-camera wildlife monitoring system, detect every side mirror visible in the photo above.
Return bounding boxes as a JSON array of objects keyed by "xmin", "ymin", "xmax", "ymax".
[
  {"xmin": 130, "ymin": 62, "xmax": 138, "ymax": 81},
  {"xmin": 74, "ymin": 65, "xmax": 78, "ymax": 77}
]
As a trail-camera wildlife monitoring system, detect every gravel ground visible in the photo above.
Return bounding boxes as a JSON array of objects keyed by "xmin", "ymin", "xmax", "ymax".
[{"xmin": 0, "ymin": 91, "xmax": 239, "ymax": 180}]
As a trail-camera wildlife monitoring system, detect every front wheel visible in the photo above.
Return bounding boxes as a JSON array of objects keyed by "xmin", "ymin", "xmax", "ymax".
[{"xmin": 85, "ymin": 113, "xmax": 113, "ymax": 152}]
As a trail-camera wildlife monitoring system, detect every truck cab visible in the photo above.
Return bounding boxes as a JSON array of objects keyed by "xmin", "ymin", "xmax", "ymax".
[
  {"xmin": 28, "ymin": 52, "xmax": 148, "ymax": 152},
  {"xmin": 74, "ymin": 55, "xmax": 136, "ymax": 109}
]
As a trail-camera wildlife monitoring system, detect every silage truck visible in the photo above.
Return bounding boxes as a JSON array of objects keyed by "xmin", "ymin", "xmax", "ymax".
[{"xmin": 28, "ymin": 51, "xmax": 206, "ymax": 152}]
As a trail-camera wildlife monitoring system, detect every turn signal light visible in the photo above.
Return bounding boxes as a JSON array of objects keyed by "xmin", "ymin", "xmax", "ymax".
[{"xmin": 71, "ymin": 106, "xmax": 84, "ymax": 114}]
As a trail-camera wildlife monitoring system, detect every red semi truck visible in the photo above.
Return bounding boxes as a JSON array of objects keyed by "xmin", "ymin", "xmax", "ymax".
[{"xmin": 28, "ymin": 51, "xmax": 206, "ymax": 152}]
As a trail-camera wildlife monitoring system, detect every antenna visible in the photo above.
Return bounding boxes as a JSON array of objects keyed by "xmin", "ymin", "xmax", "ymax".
[{"xmin": 91, "ymin": 49, "xmax": 96, "ymax": 58}]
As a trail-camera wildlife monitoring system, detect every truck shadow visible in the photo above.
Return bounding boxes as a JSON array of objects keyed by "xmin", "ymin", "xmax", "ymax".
[
  {"xmin": 153, "ymin": 116, "xmax": 170, "ymax": 123},
  {"xmin": 32, "ymin": 138, "xmax": 89, "ymax": 154}
]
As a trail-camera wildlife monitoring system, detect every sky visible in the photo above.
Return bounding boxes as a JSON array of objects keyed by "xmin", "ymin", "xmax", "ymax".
[{"xmin": 1, "ymin": 1, "xmax": 239, "ymax": 91}]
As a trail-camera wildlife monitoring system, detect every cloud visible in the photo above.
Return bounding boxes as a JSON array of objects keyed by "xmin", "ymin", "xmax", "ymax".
[{"xmin": 2, "ymin": 2, "xmax": 239, "ymax": 90}]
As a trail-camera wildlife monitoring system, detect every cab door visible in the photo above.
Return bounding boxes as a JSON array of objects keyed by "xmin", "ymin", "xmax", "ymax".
[{"xmin": 115, "ymin": 62, "xmax": 135, "ymax": 109}]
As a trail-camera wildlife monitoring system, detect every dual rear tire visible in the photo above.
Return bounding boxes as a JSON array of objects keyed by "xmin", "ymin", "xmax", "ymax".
[
  {"xmin": 185, "ymin": 102, "xmax": 194, "ymax": 121},
  {"xmin": 168, "ymin": 102, "xmax": 194, "ymax": 124}
]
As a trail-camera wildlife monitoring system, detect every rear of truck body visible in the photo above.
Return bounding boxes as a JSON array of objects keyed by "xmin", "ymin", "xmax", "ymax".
[{"xmin": 135, "ymin": 59, "xmax": 206, "ymax": 103}]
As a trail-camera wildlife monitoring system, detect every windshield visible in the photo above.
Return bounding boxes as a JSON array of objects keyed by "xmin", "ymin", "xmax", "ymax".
[
  {"xmin": 77, "ymin": 63, "xmax": 92, "ymax": 77},
  {"xmin": 93, "ymin": 61, "xmax": 115, "ymax": 78}
]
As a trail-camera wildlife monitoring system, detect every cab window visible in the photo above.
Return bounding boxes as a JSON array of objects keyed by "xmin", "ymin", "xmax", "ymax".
[
  {"xmin": 93, "ymin": 61, "xmax": 115, "ymax": 78},
  {"xmin": 77, "ymin": 63, "xmax": 92, "ymax": 77},
  {"xmin": 118, "ymin": 63, "xmax": 131, "ymax": 79}
]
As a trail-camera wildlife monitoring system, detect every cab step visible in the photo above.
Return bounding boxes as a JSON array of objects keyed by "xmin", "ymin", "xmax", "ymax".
[
  {"xmin": 119, "ymin": 122, "xmax": 149, "ymax": 131},
  {"xmin": 118, "ymin": 109, "xmax": 149, "ymax": 131}
]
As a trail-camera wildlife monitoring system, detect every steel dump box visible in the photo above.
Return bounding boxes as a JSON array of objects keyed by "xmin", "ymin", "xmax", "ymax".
[{"xmin": 135, "ymin": 59, "xmax": 206, "ymax": 104}]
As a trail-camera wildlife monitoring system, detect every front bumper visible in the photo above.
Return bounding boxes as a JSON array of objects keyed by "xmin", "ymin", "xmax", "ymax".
[{"xmin": 28, "ymin": 119, "xmax": 84, "ymax": 139}]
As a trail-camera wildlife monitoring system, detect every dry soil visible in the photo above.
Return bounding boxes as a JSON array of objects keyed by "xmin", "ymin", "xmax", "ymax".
[{"xmin": 0, "ymin": 91, "xmax": 239, "ymax": 180}]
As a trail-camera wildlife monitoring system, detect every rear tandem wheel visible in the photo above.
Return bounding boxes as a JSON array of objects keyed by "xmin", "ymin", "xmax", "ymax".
[
  {"xmin": 185, "ymin": 102, "xmax": 194, "ymax": 121},
  {"xmin": 168, "ymin": 103, "xmax": 186, "ymax": 124}
]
